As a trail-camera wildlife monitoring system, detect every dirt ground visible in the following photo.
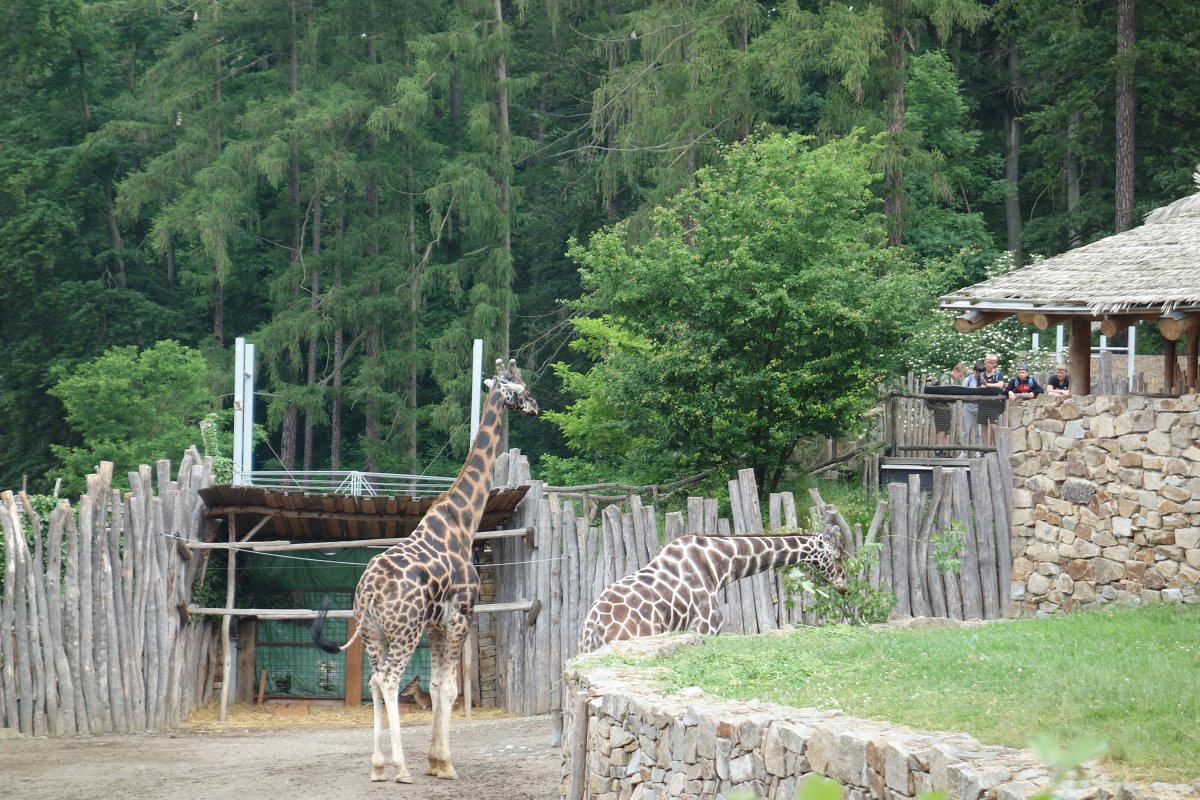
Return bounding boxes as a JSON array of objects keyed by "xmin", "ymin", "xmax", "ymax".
[{"xmin": 0, "ymin": 706, "xmax": 562, "ymax": 800}]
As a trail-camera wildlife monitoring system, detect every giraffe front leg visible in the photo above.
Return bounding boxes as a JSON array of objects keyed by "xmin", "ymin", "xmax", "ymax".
[{"xmin": 425, "ymin": 626, "xmax": 462, "ymax": 779}]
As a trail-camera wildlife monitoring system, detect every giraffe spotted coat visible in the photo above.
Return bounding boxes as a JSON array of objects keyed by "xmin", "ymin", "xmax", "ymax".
[
  {"xmin": 312, "ymin": 360, "xmax": 537, "ymax": 784},
  {"xmin": 578, "ymin": 531, "xmax": 847, "ymax": 653}
]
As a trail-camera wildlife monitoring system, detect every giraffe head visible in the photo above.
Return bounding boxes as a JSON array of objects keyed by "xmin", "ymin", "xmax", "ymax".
[
  {"xmin": 484, "ymin": 358, "xmax": 539, "ymax": 417},
  {"xmin": 812, "ymin": 529, "xmax": 849, "ymax": 594}
]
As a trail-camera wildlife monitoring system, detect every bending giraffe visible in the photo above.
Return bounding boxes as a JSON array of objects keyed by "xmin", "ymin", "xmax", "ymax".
[
  {"xmin": 578, "ymin": 529, "xmax": 847, "ymax": 653},
  {"xmin": 312, "ymin": 359, "xmax": 538, "ymax": 784}
]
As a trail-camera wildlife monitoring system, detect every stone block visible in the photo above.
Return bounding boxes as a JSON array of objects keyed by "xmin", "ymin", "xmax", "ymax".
[
  {"xmin": 1146, "ymin": 429, "xmax": 1174, "ymax": 456},
  {"xmin": 1093, "ymin": 558, "xmax": 1125, "ymax": 584},
  {"xmin": 1119, "ymin": 451, "xmax": 1143, "ymax": 467},
  {"xmin": 1072, "ymin": 581, "xmax": 1097, "ymax": 603},
  {"xmin": 1061, "ymin": 478, "xmax": 1097, "ymax": 504}
]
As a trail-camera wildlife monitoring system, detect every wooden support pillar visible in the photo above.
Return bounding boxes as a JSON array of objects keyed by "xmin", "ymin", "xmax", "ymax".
[
  {"xmin": 219, "ymin": 515, "xmax": 237, "ymax": 721},
  {"xmin": 1164, "ymin": 338, "xmax": 1177, "ymax": 393},
  {"xmin": 1069, "ymin": 317, "xmax": 1092, "ymax": 395},
  {"xmin": 1188, "ymin": 332, "xmax": 1199, "ymax": 393},
  {"xmin": 344, "ymin": 617, "xmax": 362, "ymax": 706}
]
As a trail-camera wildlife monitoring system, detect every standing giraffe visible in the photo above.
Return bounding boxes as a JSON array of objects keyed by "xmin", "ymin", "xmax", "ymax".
[
  {"xmin": 578, "ymin": 530, "xmax": 847, "ymax": 653},
  {"xmin": 313, "ymin": 359, "xmax": 538, "ymax": 783}
]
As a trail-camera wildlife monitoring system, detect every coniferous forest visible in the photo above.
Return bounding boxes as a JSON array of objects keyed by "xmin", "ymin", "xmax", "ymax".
[{"xmin": 2, "ymin": 0, "xmax": 1198, "ymax": 493}]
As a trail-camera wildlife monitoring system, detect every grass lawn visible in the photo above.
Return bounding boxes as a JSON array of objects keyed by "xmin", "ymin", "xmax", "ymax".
[{"xmin": 648, "ymin": 603, "xmax": 1200, "ymax": 784}]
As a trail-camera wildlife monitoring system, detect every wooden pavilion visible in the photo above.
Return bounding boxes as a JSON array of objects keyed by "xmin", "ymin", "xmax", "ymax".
[{"xmin": 939, "ymin": 172, "xmax": 1200, "ymax": 394}]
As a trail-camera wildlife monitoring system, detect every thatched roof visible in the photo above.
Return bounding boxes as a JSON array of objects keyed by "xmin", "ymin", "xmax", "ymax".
[{"xmin": 940, "ymin": 170, "xmax": 1200, "ymax": 316}]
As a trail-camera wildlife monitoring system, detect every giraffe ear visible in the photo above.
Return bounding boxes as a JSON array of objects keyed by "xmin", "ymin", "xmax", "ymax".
[{"xmin": 483, "ymin": 378, "xmax": 494, "ymax": 390}]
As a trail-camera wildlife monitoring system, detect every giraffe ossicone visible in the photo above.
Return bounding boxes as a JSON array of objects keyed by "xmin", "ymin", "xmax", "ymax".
[
  {"xmin": 578, "ymin": 528, "xmax": 847, "ymax": 654},
  {"xmin": 312, "ymin": 358, "xmax": 537, "ymax": 784}
]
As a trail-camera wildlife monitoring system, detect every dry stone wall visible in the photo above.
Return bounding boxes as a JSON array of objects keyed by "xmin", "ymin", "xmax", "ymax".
[
  {"xmin": 561, "ymin": 634, "xmax": 1195, "ymax": 800},
  {"xmin": 1005, "ymin": 394, "xmax": 1200, "ymax": 615}
]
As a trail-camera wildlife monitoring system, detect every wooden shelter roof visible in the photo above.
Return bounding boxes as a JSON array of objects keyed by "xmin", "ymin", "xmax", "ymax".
[
  {"xmin": 940, "ymin": 184, "xmax": 1200, "ymax": 319},
  {"xmin": 198, "ymin": 483, "xmax": 529, "ymax": 543},
  {"xmin": 937, "ymin": 172, "xmax": 1200, "ymax": 395}
]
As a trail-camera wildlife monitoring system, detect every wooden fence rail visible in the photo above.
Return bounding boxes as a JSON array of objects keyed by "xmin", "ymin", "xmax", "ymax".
[{"xmin": 0, "ymin": 449, "xmax": 219, "ymax": 736}]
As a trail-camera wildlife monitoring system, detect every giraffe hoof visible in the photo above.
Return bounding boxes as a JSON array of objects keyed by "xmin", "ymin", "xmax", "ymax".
[
  {"xmin": 394, "ymin": 768, "xmax": 414, "ymax": 784},
  {"xmin": 370, "ymin": 769, "xmax": 388, "ymax": 783},
  {"xmin": 425, "ymin": 758, "xmax": 458, "ymax": 780}
]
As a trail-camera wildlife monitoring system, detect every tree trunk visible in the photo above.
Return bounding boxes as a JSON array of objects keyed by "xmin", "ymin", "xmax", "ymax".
[
  {"xmin": 331, "ymin": 185, "xmax": 345, "ymax": 471},
  {"xmin": 1114, "ymin": 0, "xmax": 1135, "ymax": 233},
  {"xmin": 303, "ymin": 196, "xmax": 321, "ymax": 472},
  {"xmin": 1065, "ymin": 110, "xmax": 1081, "ymax": 247},
  {"xmin": 1003, "ymin": 42, "xmax": 1022, "ymax": 265},
  {"xmin": 884, "ymin": 1, "xmax": 907, "ymax": 246}
]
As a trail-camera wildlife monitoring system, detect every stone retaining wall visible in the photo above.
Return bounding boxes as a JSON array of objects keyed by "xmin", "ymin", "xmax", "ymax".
[
  {"xmin": 561, "ymin": 634, "xmax": 1195, "ymax": 800},
  {"xmin": 1005, "ymin": 394, "xmax": 1200, "ymax": 615}
]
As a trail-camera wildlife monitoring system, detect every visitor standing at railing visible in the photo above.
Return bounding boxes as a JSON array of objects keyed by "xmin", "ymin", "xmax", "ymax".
[
  {"xmin": 962, "ymin": 359, "xmax": 986, "ymax": 448},
  {"xmin": 977, "ymin": 353, "xmax": 1006, "ymax": 448}
]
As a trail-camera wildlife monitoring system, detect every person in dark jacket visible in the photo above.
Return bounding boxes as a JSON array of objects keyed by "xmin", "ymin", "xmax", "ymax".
[
  {"xmin": 1005, "ymin": 364, "xmax": 1043, "ymax": 401},
  {"xmin": 1046, "ymin": 363, "xmax": 1071, "ymax": 397}
]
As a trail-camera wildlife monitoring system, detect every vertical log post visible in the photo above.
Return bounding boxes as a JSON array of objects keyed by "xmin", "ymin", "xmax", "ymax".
[
  {"xmin": 1069, "ymin": 317, "xmax": 1092, "ymax": 395},
  {"xmin": 218, "ymin": 515, "xmax": 237, "ymax": 721}
]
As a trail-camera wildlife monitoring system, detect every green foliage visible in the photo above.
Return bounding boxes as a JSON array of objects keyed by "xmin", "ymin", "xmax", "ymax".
[
  {"xmin": 785, "ymin": 538, "xmax": 896, "ymax": 626},
  {"xmin": 1029, "ymin": 734, "xmax": 1109, "ymax": 800},
  {"xmin": 931, "ymin": 521, "xmax": 967, "ymax": 575},
  {"xmin": 199, "ymin": 412, "xmax": 234, "ymax": 485},
  {"xmin": 551, "ymin": 132, "xmax": 935, "ymax": 492},
  {"xmin": 47, "ymin": 340, "xmax": 215, "ymax": 494}
]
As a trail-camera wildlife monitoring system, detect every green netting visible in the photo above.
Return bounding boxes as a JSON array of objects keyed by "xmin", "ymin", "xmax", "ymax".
[{"xmin": 246, "ymin": 554, "xmax": 431, "ymax": 701}]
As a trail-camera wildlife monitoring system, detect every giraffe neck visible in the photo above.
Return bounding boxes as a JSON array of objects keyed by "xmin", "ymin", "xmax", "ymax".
[
  {"xmin": 704, "ymin": 535, "xmax": 825, "ymax": 590},
  {"xmin": 417, "ymin": 386, "xmax": 505, "ymax": 551}
]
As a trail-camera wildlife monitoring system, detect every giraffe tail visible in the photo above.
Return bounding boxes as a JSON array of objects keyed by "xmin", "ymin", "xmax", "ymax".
[{"xmin": 311, "ymin": 595, "xmax": 359, "ymax": 653}]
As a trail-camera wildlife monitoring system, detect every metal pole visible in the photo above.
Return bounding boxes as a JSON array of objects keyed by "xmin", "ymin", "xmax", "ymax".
[
  {"xmin": 241, "ymin": 342, "xmax": 256, "ymax": 483},
  {"xmin": 1127, "ymin": 324, "xmax": 1137, "ymax": 391},
  {"xmin": 233, "ymin": 339, "xmax": 245, "ymax": 486},
  {"xmin": 470, "ymin": 338, "xmax": 484, "ymax": 442},
  {"xmin": 1055, "ymin": 325, "xmax": 1065, "ymax": 364}
]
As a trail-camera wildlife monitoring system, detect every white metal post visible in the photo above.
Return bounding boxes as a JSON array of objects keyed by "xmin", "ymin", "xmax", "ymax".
[
  {"xmin": 233, "ymin": 340, "xmax": 256, "ymax": 486},
  {"xmin": 1055, "ymin": 325, "xmax": 1065, "ymax": 364},
  {"xmin": 1127, "ymin": 324, "xmax": 1137, "ymax": 391},
  {"xmin": 470, "ymin": 338, "xmax": 484, "ymax": 442},
  {"xmin": 233, "ymin": 338, "xmax": 246, "ymax": 486}
]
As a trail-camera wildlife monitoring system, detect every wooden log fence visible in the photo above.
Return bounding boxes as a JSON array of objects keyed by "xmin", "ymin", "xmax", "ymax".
[
  {"xmin": 491, "ymin": 453, "xmax": 1014, "ymax": 722},
  {"xmin": 0, "ymin": 449, "xmax": 219, "ymax": 736}
]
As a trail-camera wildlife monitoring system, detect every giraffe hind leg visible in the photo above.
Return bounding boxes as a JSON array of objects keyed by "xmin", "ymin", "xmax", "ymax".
[
  {"xmin": 366, "ymin": 624, "xmax": 418, "ymax": 784},
  {"xmin": 425, "ymin": 623, "xmax": 467, "ymax": 779}
]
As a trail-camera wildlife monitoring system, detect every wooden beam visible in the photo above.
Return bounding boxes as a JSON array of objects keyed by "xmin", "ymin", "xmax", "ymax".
[
  {"xmin": 1069, "ymin": 317, "xmax": 1092, "ymax": 395},
  {"xmin": 184, "ymin": 527, "xmax": 535, "ymax": 552},
  {"xmin": 953, "ymin": 311, "xmax": 1009, "ymax": 333},
  {"xmin": 185, "ymin": 600, "xmax": 534, "ymax": 619},
  {"xmin": 204, "ymin": 504, "xmax": 422, "ymax": 521},
  {"xmin": 1158, "ymin": 312, "xmax": 1200, "ymax": 341},
  {"xmin": 1099, "ymin": 313, "xmax": 1158, "ymax": 338},
  {"xmin": 1015, "ymin": 311, "xmax": 1071, "ymax": 330}
]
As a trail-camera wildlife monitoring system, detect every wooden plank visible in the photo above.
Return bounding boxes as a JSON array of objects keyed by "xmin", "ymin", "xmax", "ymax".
[
  {"xmin": 604, "ymin": 505, "xmax": 626, "ymax": 580},
  {"xmin": 218, "ymin": 515, "xmax": 236, "ymax": 722},
  {"xmin": 922, "ymin": 470, "xmax": 948, "ymax": 619},
  {"xmin": 976, "ymin": 458, "xmax": 1003, "ymax": 619},
  {"xmin": 943, "ymin": 472, "xmax": 967, "ymax": 621},
  {"xmin": 45, "ymin": 503, "xmax": 79, "ymax": 734},
  {"xmin": 535, "ymin": 496, "xmax": 553, "ymax": 714},
  {"xmin": 905, "ymin": 476, "xmax": 925, "ymax": 617},
  {"xmin": 736, "ymin": 470, "xmax": 775, "ymax": 632},
  {"xmin": 344, "ymin": 618, "xmax": 362, "ymax": 706},
  {"xmin": 886, "ymin": 482, "xmax": 910, "ymax": 616},
  {"xmin": 686, "ymin": 497, "xmax": 703, "ymax": 534},
  {"xmin": 1, "ymin": 494, "xmax": 31, "ymax": 733},
  {"xmin": 620, "ymin": 511, "xmax": 638, "ymax": 575},
  {"xmin": 664, "ymin": 511, "xmax": 684, "ymax": 543},
  {"xmin": 960, "ymin": 465, "xmax": 986, "ymax": 620}
]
